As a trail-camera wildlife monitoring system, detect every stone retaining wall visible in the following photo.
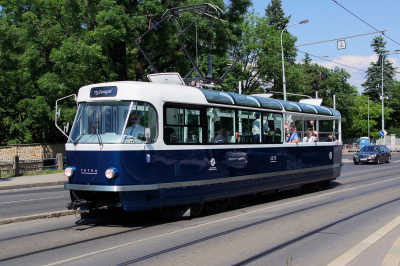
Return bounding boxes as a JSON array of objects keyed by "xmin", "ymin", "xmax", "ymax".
[{"xmin": 0, "ymin": 144, "xmax": 66, "ymax": 162}]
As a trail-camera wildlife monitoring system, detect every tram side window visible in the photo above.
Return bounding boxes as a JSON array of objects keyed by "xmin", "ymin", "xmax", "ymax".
[
  {"xmin": 263, "ymin": 113, "xmax": 283, "ymax": 143},
  {"xmin": 164, "ymin": 107, "xmax": 202, "ymax": 144},
  {"xmin": 303, "ymin": 119, "xmax": 318, "ymax": 142},
  {"xmin": 207, "ymin": 107, "xmax": 235, "ymax": 144},
  {"xmin": 237, "ymin": 110, "xmax": 257, "ymax": 143},
  {"xmin": 319, "ymin": 119, "xmax": 339, "ymax": 142},
  {"xmin": 285, "ymin": 114, "xmax": 303, "ymax": 143},
  {"xmin": 124, "ymin": 102, "xmax": 158, "ymax": 143}
]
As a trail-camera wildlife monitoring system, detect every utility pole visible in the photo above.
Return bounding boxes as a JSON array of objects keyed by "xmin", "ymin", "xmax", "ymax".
[
  {"xmin": 333, "ymin": 95, "xmax": 336, "ymax": 109},
  {"xmin": 368, "ymin": 97, "xmax": 370, "ymax": 140}
]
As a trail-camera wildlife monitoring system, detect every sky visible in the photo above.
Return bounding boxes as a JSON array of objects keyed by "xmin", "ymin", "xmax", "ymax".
[{"xmin": 249, "ymin": 0, "xmax": 400, "ymax": 94}]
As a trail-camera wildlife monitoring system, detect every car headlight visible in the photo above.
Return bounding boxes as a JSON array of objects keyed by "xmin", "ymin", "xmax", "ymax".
[
  {"xmin": 105, "ymin": 167, "xmax": 119, "ymax": 180},
  {"xmin": 354, "ymin": 154, "xmax": 358, "ymax": 158},
  {"xmin": 369, "ymin": 154, "xmax": 376, "ymax": 159},
  {"xmin": 65, "ymin": 167, "xmax": 76, "ymax": 177}
]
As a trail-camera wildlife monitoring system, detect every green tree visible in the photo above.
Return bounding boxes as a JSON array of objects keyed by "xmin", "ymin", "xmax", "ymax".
[
  {"xmin": 362, "ymin": 36, "xmax": 398, "ymax": 102},
  {"xmin": 386, "ymin": 80, "xmax": 400, "ymax": 135},
  {"xmin": 265, "ymin": 0, "xmax": 290, "ymax": 31},
  {"xmin": 0, "ymin": 0, "xmax": 250, "ymax": 145},
  {"xmin": 217, "ymin": 11, "xmax": 301, "ymax": 96},
  {"xmin": 345, "ymin": 95, "xmax": 391, "ymax": 139}
]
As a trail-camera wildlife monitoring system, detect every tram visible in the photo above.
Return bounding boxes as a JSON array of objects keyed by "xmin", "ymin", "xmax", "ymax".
[{"xmin": 57, "ymin": 72, "xmax": 342, "ymax": 216}]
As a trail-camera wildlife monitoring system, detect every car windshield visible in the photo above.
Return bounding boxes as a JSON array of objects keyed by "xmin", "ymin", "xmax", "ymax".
[{"xmin": 360, "ymin": 146, "xmax": 380, "ymax": 152}]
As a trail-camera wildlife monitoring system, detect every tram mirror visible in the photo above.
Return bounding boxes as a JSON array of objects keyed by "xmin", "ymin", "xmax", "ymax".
[
  {"xmin": 57, "ymin": 108, "xmax": 61, "ymax": 119},
  {"xmin": 145, "ymin": 127, "xmax": 151, "ymax": 140},
  {"xmin": 64, "ymin": 122, "xmax": 70, "ymax": 134}
]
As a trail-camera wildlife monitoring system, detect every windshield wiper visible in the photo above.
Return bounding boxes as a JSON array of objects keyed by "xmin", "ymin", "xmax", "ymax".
[
  {"xmin": 73, "ymin": 130, "xmax": 87, "ymax": 146},
  {"xmin": 90, "ymin": 116, "xmax": 103, "ymax": 148}
]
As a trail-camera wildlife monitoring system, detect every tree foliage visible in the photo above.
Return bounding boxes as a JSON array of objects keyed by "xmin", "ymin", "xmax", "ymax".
[
  {"xmin": 0, "ymin": 0, "xmax": 251, "ymax": 144},
  {"xmin": 362, "ymin": 36, "xmax": 398, "ymax": 102},
  {"xmin": 265, "ymin": 0, "xmax": 290, "ymax": 31}
]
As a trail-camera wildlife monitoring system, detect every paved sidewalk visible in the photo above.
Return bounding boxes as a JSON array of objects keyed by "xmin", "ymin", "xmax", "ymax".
[
  {"xmin": 0, "ymin": 173, "xmax": 67, "ymax": 190},
  {"xmin": 329, "ymin": 215, "xmax": 400, "ymax": 266}
]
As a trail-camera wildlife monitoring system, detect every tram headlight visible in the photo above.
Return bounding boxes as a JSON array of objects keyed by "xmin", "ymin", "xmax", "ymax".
[
  {"xmin": 65, "ymin": 167, "xmax": 76, "ymax": 177},
  {"xmin": 105, "ymin": 167, "xmax": 119, "ymax": 180}
]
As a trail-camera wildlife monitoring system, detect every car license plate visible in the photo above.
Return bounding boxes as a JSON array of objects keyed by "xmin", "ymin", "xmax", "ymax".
[{"xmin": 360, "ymin": 158, "xmax": 367, "ymax": 161}]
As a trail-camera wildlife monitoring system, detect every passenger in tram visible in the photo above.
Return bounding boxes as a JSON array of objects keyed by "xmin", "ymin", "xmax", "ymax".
[
  {"xmin": 252, "ymin": 113, "xmax": 269, "ymax": 143},
  {"xmin": 287, "ymin": 126, "xmax": 299, "ymax": 143},
  {"xmin": 215, "ymin": 128, "xmax": 230, "ymax": 143},
  {"xmin": 124, "ymin": 112, "xmax": 145, "ymax": 142},
  {"xmin": 164, "ymin": 127, "xmax": 176, "ymax": 143},
  {"xmin": 275, "ymin": 128, "xmax": 281, "ymax": 135},
  {"xmin": 326, "ymin": 133, "xmax": 338, "ymax": 143},
  {"xmin": 303, "ymin": 128, "xmax": 318, "ymax": 142}
]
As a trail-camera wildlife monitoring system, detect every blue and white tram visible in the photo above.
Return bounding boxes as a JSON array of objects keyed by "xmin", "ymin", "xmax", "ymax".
[{"xmin": 60, "ymin": 76, "xmax": 342, "ymax": 215}]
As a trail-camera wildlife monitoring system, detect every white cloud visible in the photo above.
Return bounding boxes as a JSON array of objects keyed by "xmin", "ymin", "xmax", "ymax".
[{"xmin": 314, "ymin": 55, "xmax": 400, "ymax": 94}]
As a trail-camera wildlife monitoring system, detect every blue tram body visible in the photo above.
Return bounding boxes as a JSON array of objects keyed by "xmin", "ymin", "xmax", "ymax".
[{"xmin": 58, "ymin": 77, "xmax": 342, "ymax": 214}]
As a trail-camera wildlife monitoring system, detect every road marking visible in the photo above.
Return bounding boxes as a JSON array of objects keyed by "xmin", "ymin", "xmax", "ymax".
[
  {"xmin": 0, "ymin": 196, "xmax": 66, "ymax": 205},
  {"xmin": 44, "ymin": 176, "xmax": 400, "ymax": 266},
  {"xmin": 327, "ymin": 214, "xmax": 400, "ymax": 266}
]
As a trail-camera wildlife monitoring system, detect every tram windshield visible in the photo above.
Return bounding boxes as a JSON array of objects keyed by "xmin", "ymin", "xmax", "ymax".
[{"xmin": 68, "ymin": 101, "xmax": 158, "ymax": 144}]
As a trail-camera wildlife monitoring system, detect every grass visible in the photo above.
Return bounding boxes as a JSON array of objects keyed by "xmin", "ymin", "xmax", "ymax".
[{"xmin": 1, "ymin": 169, "xmax": 64, "ymax": 178}]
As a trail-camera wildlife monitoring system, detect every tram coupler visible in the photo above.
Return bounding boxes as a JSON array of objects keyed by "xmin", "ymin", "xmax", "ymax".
[{"xmin": 66, "ymin": 199, "xmax": 92, "ymax": 210}]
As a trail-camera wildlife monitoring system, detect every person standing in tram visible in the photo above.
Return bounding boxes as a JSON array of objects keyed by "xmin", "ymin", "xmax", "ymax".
[
  {"xmin": 287, "ymin": 125, "xmax": 299, "ymax": 143},
  {"xmin": 252, "ymin": 113, "xmax": 269, "ymax": 143},
  {"xmin": 124, "ymin": 111, "xmax": 145, "ymax": 142},
  {"xmin": 303, "ymin": 128, "xmax": 318, "ymax": 142}
]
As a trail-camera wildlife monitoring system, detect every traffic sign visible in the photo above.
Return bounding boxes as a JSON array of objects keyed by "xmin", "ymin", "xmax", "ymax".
[{"xmin": 379, "ymin": 130, "xmax": 385, "ymax": 137}]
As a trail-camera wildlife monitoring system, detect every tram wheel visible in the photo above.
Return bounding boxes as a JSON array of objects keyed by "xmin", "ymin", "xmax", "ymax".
[
  {"xmin": 190, "ymin": 203, "xmax": 204, "ymax": 217},
  {"xmin": 294, "ymin": 185, "xmax": 303, "ymax": 195},
  {"xmin": 315, "ymin": 182, "xmax": 323, "ymax": 191},
  {"xmin": 227, "ymin": 197, "xmax": 241, "ymax": 209}
]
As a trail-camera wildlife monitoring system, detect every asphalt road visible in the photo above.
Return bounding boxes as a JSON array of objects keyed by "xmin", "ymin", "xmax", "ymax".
[
  {"xmin": 1, "ymin": 153, "xmax": 400, "ymax": 265},
  {"xmin": 0, "ymin": 186, "xmax": 69, "ymax": 219}
]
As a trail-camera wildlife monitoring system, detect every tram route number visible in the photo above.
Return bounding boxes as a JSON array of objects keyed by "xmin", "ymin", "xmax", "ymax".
[{"xmin": 270, "ymin": 156, "xmax": 277, "ymax": 163}]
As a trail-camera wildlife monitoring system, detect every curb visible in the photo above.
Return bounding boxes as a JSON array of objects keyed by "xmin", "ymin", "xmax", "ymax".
[
  {"xmin": 327, "ymin": 214, "xmax": 400, "ymax": 266},
  {"xmin": 0, "ymin": 181, "xmax": 67, "ymax": 191},
  {"xmin": 0, "ymin": 210, "xmax": 78, "ymax": 225}
]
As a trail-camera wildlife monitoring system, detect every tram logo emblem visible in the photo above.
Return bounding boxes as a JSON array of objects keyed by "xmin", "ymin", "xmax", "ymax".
[
  {"xmin": 210, "ymin": 158, "xmax": 216, "ymax": 166},
  {"xmin": 329, "ymin": 152, "xmax": 332, "ymax": 160}
]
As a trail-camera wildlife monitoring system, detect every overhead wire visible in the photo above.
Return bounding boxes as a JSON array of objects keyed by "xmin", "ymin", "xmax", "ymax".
[
  {"xmin": 332, "ymin": 0, "xmax": 400, "ymax": 46},
  {"xmin": 297, "ymin": 50, "xmax": 367, "ymax": 72}
]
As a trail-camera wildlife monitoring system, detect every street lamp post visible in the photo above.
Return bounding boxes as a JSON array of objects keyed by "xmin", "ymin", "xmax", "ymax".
[
  {"xmin": 380, "ymin": 50, "xmax": 400, "ymax": 139},
  {"xmin": 281, "ymin": 19, "xmax": 309, "ymax": 101}
]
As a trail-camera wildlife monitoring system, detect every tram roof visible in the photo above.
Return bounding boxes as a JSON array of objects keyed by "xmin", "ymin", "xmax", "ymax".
[{"xmin": 77, "ymin": 81, "xmax": 340, "ymax": 117}]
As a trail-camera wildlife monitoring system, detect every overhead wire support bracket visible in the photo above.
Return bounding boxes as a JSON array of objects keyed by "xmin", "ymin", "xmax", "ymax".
[{"xmin": 136, "ymin": 3, "xmax": 241, "ymax": 86}]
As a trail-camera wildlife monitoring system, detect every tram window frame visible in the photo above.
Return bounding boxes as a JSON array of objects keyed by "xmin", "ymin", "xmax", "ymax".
[
  {"xmin": 164, "ymin": 103, "xmax": 204, "ymax": 145},
  {"xmin": 123, "ymin": 102, "xmax": 159, "ymax": 144},
  {"xmin": 318, "ymin": 117, "xmax": 340, "ymax": 142},
  {"xmin": 262, "ymin": 112, "xmax": 283, "ymax": 144},
  {"xmin": 207, "ymin": 107, "xmax": 236, "ymax": 144}
]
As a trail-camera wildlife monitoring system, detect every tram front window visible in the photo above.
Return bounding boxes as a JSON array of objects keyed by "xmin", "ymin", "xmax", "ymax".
[{"xmin": 69, "ymin": 101, "xmax": 158, "ymax": 144}]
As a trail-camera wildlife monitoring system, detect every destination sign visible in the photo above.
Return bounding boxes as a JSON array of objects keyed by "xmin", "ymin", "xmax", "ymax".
[{"xmin": 90, "ymin": 86, "xmax": 118, "ymax": 98}]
